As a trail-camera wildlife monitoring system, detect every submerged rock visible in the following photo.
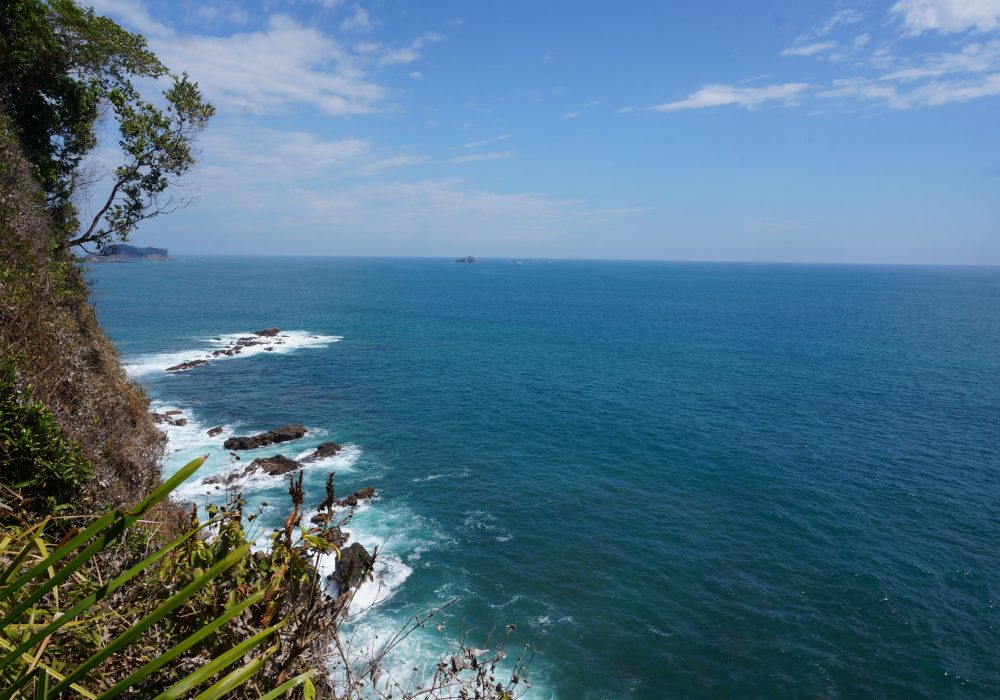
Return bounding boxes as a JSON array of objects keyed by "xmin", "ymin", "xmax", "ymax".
[
  {"xmin": 165, "ymin": 359, "xmax": 208, "ymax": 372},
  {"xmin": 246, "ymin": 454, "xmax": 300, "ymax": 476},
  {"xmin": 301, "ymin": 441, "xmax": 342, "ymax": 463},
  {"xmin": 201, "ymin": 454, "xmax": 301, "ymax": 487},
  {"xmin": 338, "ymin": 486, "xmax": 376, "ymax": 508},
  {"xmin": 223, "ymin": 423, "xmax": 307, "ymax": 450}
]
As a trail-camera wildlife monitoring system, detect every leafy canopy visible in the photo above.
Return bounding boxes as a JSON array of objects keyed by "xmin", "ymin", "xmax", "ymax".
[{"xmin": 0, "ymin": 0, "xmax": 214, "ymax": 249}]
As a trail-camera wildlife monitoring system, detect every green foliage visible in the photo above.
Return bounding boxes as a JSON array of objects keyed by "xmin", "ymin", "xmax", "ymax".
[
  {"xmin": 0, "ymin": 0, "xmax": 213, "ymax": 249},
  {"xmin": 0, "ymin": 457, "xmax": 314, "ymax": 698},
  {"xmin": 0, "ymin": 359, "xmax": 93, "ymax": 512}
]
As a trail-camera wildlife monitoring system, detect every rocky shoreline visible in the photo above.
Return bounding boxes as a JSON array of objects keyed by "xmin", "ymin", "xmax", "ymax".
[{"xmin": 156, "ymin": 407, "xmax": 377, "ymax": 609}]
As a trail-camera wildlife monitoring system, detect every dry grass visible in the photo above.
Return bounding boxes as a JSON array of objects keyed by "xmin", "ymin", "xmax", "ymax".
[{"xmin": 0, "ymin": 115, "xmax": 167, "ymax": 514}]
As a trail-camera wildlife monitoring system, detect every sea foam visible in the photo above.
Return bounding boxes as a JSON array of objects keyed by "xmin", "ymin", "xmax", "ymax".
[{"xmin": 125, "ymin": 330, "xmax": 342, "ymax": 377}]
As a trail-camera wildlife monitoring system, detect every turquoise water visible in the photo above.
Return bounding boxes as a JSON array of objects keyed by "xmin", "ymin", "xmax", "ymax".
[{"xmin": 88, "ymin": 257, "xmax": 1000, "ymax": 699}]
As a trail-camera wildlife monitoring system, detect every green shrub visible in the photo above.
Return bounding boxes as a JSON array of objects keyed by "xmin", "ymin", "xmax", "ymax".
[{"xmin": 0, "ymin": 358, "xmax": 92, "ymax": 513}]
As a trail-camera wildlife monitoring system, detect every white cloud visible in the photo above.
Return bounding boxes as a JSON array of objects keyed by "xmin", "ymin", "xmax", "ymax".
[
  {"xmin": 202, "ymin": 127, "xmax": 370, "ymax": 176},
  {"xmin": 781, "ymin": 41, "xmax": 838, "ymax": 57},
  {"xmin": 881, "ymin": 40, "xmax": 1000, "ymax": 80},
  {"xmin": 559, "ymin": 111, "xmax": 583, "ymax": 120},
  {"xmin": 817, "ymin": 9, "xmax": 863, "ymax": 35},
  {"xmin": 409, "ymin": 71, "xmax": 424, "ymax": 79},
  {"xmin": 358, "ymin": 32, "xmax": 446, "ymax": 66},
  {"xmin": 340, "ymin": 5, "xmax": 374, "ymax": 33},
  {"xmin": 451, "ymin": 134, "xmax": 512, "ymax": 150},
  {"xmin": 891, "ymin": 0, "xmax": 1000, "ymax": 34},
  {"xmin": 86, "ymin": 0, "xmax": 171, "ymax": 38},
  {"xmin": 449, "ymin": 151, "xmax": 514, "ymax": 163},
  {"xmin": 820, "ymin": 72, "xmax": 1000, "ymax": 107},
  {"xmin": 910, "ymin": 71, "xmax": 1000, "ymax": 104},
  {"xmin": 652, "ymin": 83, "xmax": 810, "ymax": 111},
  {"xmin": 154, "ymin": 15, "xmax": 386, "ymax": 116},
  {"xmin": 357, "ymin": 154, "xmax": 429, "ymax": 175}
]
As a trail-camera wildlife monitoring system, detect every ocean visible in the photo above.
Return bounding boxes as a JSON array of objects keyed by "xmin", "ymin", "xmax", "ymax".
[{"xmin": 87, "ymin": 257, "xmax": 1000, "ymax": 699}]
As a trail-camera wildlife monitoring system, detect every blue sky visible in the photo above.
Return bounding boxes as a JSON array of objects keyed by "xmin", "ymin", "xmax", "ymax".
[{"xmin": 86, "ymin": 0, "xmax": 1000, "ymax": 263}]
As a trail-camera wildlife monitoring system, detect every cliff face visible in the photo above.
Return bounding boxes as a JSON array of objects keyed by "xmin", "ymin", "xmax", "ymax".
[{"xmin": 0, "ymin": 116, "xmax": 165, "ymax": 510}]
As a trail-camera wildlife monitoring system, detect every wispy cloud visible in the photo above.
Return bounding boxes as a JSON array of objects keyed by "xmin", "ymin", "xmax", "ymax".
[
  {"xmin": 781, "ymin": 41, "xmax": 838, "ymax": 57},
  {"xmin": 449, "ymin": 151, "xmax": 514, "ymax": 163},
  {"xmin": 340, "ymin": 5, "xmax": 374, "ymax": 33},
  {"xmin": 559, "ymin": 101, "xmax": 600, "ymax": 120},
  {"xmin": 652, "ymin": 83, "xmax": 809, "ymax": 112},
  {"xmin": 542, "ymin": 51, "xmax": 556, "ymax": 64},
  {"xmin": 890, "ymin": 0, "xmax": 1000, "ymax": 35},
  {"xmin": 881, "ymin": 40, "xmax": 1000, "ymax": 81},
  {"xmin": 357, "ymin": 32, "xmax": 446, "ymax": 66},
  {"xmin": 450, "ymin": 134, "xmax": 512, "ymax": 150}
]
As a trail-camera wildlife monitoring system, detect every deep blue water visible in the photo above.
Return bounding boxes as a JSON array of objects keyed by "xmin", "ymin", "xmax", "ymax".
[{"xmin": 88, "ymin": 257, "xmax": 1000, "ymax": 699}]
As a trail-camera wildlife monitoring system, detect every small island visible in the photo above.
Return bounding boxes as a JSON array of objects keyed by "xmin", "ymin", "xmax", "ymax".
[
  {"xmin": 455, "ymin": 255, "xmax": 479, "ymax": 263},
  {"xmin": 85, "ymin": 244, "xmax": 169, "ymax": 263}
]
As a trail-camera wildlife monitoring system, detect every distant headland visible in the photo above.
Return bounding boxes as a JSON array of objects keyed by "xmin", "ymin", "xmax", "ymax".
[
  {"xmin": 85, "ymin": 244, "xmax": 169, "ymax": 263},
  {"xmin": 455, "ymin": 255, "xmax": 479, "ymax": 263}
]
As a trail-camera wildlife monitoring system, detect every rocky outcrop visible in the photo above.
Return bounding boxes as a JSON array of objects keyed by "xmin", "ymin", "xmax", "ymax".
[
  {"xmin": 207, "ymin": 426, "xmax": 223, "ymax": 437},
  {"xmin": 301, "ymin": 441, "xmax": 342, "ymax": 463},
  {"xmin": 338, "ymin": 486, "xmax": 376, "ymax": 508},
  {"xmin": 455, "ymin": 255, "xmax": 479, "ymax": 263},
  {"xmin": 255, "ymin": 327, "xmax": 280, "ymax": 337},
  {"xmin": 223, "ymin": 423, "xmax": 306, "ymax": 450},
  {"xmin": 202, "ymin": 454, "xmax": 301, "ymax": 486},
  {"xmin": 151, "ymin": 410, "xmax": 188, "ymax": 426},
  {"xmin": 247, "ymin": 454, "xmax": 300, "ymax": 476},
  {"xmin": 331, "ymin": 542, "xmax": 374, "ymax": 595},
  {"xmin": 165, "ymin": 359, "xmax": 208, "ymax": 372}
]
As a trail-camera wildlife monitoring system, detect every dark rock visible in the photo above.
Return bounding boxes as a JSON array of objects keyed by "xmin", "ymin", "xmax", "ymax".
[
  {"xmin": 246, "ymin": 454, "xmax": 300, "ymax": 476},
  {"xmin": 172, "ymin": 418, "xmax": 187, "ymax": 427},
  {"xmin": 165, "ymin": 359, "xmax": 208, "ymax": 372},
  {"xmin": 455, "ymin": 256, "xmax": 479, "ymax": 263},
  {"xmin": 164, "ymin": 410, "xmax": 183, "ymax": 416},
  {"xmin": 301, "ymin": 441, "xmax": 342, "ymax": 463},
  {"xmin": 207, "ymin": 426, "xmax": 223, "ymax": 437},
  {"xmin": 223, "ymin": 423, "xmax": 306, "ymax": 450},
  {"xmin": 334, "ymin": 542, "xmax": 374, "ymax": 593},
  {"xmin": 223, "ymin": 436, "xmax": 260, "ymax": 450},
  {"xmin": 354, "ymin": 486, "xmax": 376, "ymax": 500},
  {"xmin": 151, "ymin": 412, "xmax": 169, "ymax": 424},
  {"xmin": 254, "ymin": 327, "xmax": 280, "ymax": 336},
  {"xmin": 337, "ymin": 486, "xmax": 376, "ymax": 508}
]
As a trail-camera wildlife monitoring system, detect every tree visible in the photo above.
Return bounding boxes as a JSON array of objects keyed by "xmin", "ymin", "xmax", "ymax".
[{"xmin": 0, "ymin": 0, "xmax": 214, "ymax": 250}]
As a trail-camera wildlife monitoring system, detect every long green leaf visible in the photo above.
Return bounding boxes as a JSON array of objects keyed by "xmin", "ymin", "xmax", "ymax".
[
  {"xmin": 95, "ymin": 589, "xmax": 266, "ymax": 700},
  {"xmin": 255, "ymin": 670, "xmax": 315, "ymax": 700},
  {"xmin": 152, "ymin": 622, "xmax": 283, "ymax": 700},
  {"xmin": 0, "ymin": 511, "xmax": 115, "ymax": 607},
  {"xmin": 0, "ymin": 514, "xmax": 223, "ymax": 680},
  {"xmin": 0, "ymin": 517, "xmax": 50, "ymax": 584},
  {"xmin": 47, "ymin": 541, "xmax": 248, "ymax": 696},
  {"xmin": 0, "ymin": 516, "xmax": 122, "ymax": 641},
  {"xmin": 0, "ymin": 456, "xmax": 205, "ymax": 612},
  {"xmin": 190, "ymin": 645, "xmax": 277, "ymax": 700}
]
